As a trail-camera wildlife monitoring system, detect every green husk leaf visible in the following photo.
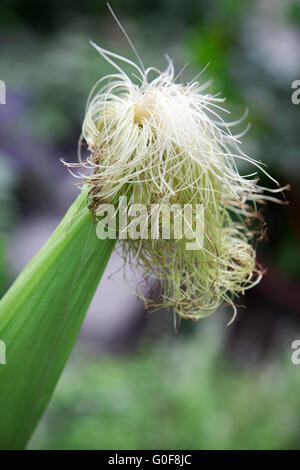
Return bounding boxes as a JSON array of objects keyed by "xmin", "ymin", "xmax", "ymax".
[{"xmin": 0, "ymin": 188, "xmax": 115, "ymax": 449}]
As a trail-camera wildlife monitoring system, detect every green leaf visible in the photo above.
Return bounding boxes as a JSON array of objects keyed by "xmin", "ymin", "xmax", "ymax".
[{"xmin": 0, "ymin": 188, "xmax": 115, "ymax": 449}]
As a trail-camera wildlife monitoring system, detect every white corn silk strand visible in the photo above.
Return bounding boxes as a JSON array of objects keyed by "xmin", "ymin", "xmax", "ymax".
[{"xmin": 65, "ymin": 43, "xmax": 289, "ymax": 323}]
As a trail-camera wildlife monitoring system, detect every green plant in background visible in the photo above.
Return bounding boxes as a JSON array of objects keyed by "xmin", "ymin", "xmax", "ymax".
[{"xmin": 29, "ymin": 325, "xmax": 300, "ymax": 450}]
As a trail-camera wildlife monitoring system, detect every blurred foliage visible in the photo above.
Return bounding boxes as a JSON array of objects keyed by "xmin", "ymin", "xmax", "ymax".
[
  {"xmin": 30, "ymin": 323, "xmax": 300, "ymax": 450},
  {"xmin": 187, "ymin": 0, "xmax": 252, "ymax": 96},
  {"xmin": 0, "ymin": 0, "xmax": 209, "ymax": 34}
]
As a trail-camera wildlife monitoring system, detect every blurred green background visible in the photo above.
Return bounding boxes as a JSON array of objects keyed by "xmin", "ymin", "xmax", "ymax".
[{"xmin": 0, "ymin": 0, "xmax": 300, "ymax": 450}]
